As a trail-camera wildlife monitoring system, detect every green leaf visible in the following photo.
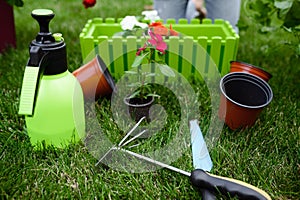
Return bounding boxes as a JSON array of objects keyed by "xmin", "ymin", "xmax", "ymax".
[
  {"xmin": 248, "ymin": 0, "xmax": 274, "ymax": 26},
  {"xmin": 283, "ymin": 0, "xmax": 300, "ymax": 28},
  {"xmin": 274, "ymin": 0, "xmax": 293, "ymax": 10},
  {"xmin": 146, "ymin": 93, "xmax": 160, "ymax": 98},
  {"xmin": 6, "ymin": 0, "xmax": 24, "ymax": 7},
  {"xmin": 237, "ymin": 20, "xmax": 249, "ymax": 31},
  {"xmin": 145, "ymin": 73, "xmax": 156, "ymax": 77},
  {"xmin": 275, "ymin": 0, "xmax": 293, "ymax": 20},
  {"xmin": 127, "ymin": 82, "xmax": 142, "ymax": 87},
  {"xmin": 260, "ymin": 26, "xmax": 277, "ymax": 33},
  {"xmin": 15, "ymin": 0, "xmax": 24, "ymax": 7},
  {"xmin": 131, "ymin": 52, "xmax": 150, "ymax": 68},
  {"xmin": 128, "ymin": 90, "xmax": 141, "ymax": 99},
  {"xmin": 125, "ymin": 70, "xmax": 138, "ymax": 74},
  {"xmin": 158, "ymin": 64, "xmax": 175, "ymax": 77}
]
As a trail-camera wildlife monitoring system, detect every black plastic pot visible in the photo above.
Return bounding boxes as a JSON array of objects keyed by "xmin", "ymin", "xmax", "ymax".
[{"xmin": 124, "ymin": 96, "xmax": 154, "ymax": 122}]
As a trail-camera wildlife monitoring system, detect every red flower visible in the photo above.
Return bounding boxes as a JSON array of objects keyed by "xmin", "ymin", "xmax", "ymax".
[
  {"xmin": 136, "ymin": 30, "xmax": 167, "ymax": 56},
  {"xmin": 149, "ymin": 22, "xmax": 168, "ymax": 36},
  {"xmin": 147, "ymin": 30, "xmax": 167, "ymax": 54},
  {"xmin": 149, "ymin": 22, "xmax": 164, "ymax": 28},
  {"xmin": 83, "ymin": 0, "xmax": 96, "ymax": 8},
  {"xmin": 136, "ymin": 44, "xmax": 147, "ymax": 56},
  {"xmin": 169, "ymin": 24, "xmax": 179, "ymax": 36},
  {"xmin": 149, "ymin": 21, "xmax": 179, "ymax": 36}
]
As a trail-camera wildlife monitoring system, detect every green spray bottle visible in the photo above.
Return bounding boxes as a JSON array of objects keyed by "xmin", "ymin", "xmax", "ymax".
[{"xmin": 18, "ymin": 9, "xmax": 85, "ymax": 148}]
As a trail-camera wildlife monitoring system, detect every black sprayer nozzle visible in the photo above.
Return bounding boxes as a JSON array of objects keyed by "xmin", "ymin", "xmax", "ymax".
[{"xmin": 31, "ymin": 9, "xmax": 55, "ymax": 44}]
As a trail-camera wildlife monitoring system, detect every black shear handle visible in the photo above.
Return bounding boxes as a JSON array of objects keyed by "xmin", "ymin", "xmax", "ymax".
[{"xmin": 190, "ymin": 169, "xmax": 271, "ymax": 200}]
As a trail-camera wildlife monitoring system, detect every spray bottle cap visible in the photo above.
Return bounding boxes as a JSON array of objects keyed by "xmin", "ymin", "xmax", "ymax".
[{"xmin": 29, "ymin": 9, "xmax": 68, "ymax": 75}]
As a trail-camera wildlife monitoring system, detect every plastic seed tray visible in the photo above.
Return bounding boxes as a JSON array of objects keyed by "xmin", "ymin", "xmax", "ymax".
[{"xmin": 79, "ymin": 18, "xmax": 239, "ymax": 79}]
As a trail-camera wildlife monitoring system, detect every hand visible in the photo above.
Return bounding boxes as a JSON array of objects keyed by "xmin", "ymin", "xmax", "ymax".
[{"xmin": 192, "ymin": 0, "xmax": 207, "ymax": 18}]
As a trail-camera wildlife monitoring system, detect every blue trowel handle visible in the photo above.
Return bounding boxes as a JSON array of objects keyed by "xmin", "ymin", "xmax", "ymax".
[{"xmin": 190, "ymin": 169, "xmax": 271, "ymax": 200}]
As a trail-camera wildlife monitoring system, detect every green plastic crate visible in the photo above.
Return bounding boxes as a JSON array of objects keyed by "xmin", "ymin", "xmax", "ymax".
[{"xmin": 79, "ymin": 18, "xmax": 239, "ymax": 79}]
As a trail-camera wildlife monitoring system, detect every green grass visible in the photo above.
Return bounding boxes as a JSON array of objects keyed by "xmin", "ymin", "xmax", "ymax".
[{"xmin": 0, "ymin": 0, "xmax": 299, "ymax": 199}]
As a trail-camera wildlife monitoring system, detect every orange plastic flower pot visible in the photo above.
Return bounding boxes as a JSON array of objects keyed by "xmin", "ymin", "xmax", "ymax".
[
  {"xmin": 73, "ymin": 55, "xmax": 115, "ymax": 100},
  {"xmin": 230, "ymin": 61, "xmax": 272, "ymax": 82},
  {"xmin": 218, "ymin": 72, "xmax": 273, "ymax": 130}
]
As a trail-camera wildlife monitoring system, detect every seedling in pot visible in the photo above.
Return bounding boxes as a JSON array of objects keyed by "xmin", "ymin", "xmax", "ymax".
[
  {"xmin": 124, "ymin": 29, "xmax": 175, "ymax": 122},
  {"xmin": 125, "ymin": 29, "xmax": 175, "ymax": 100}
]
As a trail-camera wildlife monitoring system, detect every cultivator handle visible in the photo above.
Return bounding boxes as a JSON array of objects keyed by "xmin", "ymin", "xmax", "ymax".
[{"xmin": 190, "ymin": 169, "xmax": 271, "ymax": 200}]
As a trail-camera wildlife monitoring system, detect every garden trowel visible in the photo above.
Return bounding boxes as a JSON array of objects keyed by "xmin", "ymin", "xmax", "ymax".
[
  {"xmin": 189, "ymin": 119, "xmax": 215, "ymax": 199},
  {"xmin": 189, "ymin": 120, "xmax": 271, "ymax": 200},
  {"xmin": 190, "ymin": 119, "xmax": 213, "ymax": 172}
]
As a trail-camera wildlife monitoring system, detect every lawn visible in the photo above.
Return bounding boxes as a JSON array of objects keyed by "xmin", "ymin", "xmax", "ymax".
[{"xmin": 0, "ymin": 0, "xmax": 299, "ymax": 199}]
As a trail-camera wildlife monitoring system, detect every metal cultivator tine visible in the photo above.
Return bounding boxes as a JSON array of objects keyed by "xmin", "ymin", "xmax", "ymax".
[{"xmin": 95, "ymin": 116, "xmax": 148, "ymax": 166}]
